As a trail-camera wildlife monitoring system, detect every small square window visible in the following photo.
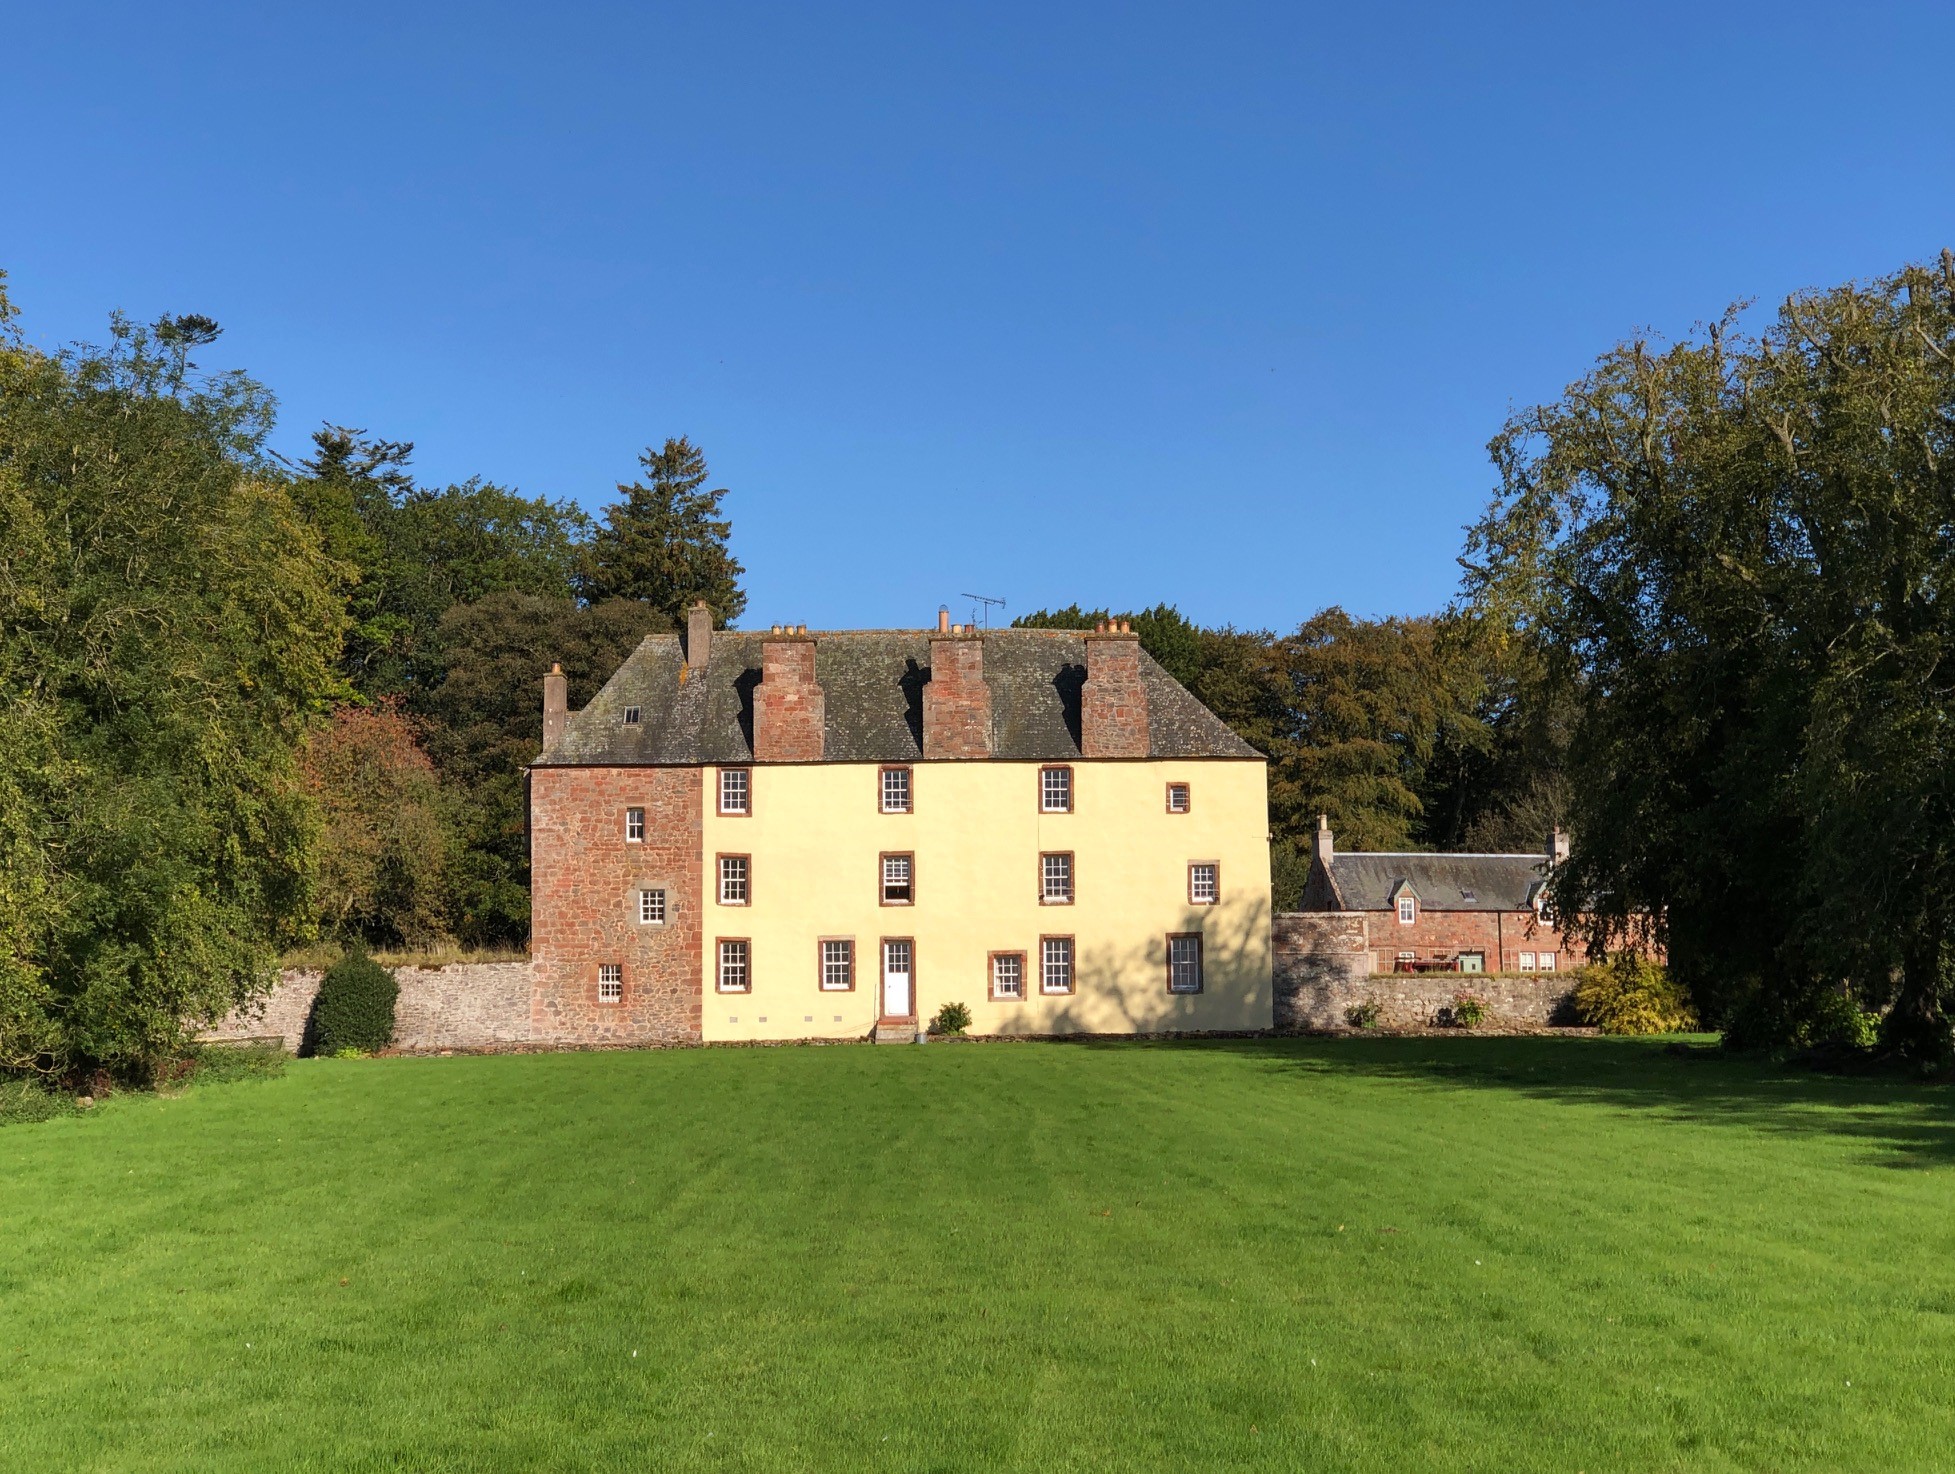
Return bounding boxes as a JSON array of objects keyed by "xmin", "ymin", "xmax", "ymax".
[
  {"xmin": 1041, "ymin": 937, "xmax": 1074, "ymax": 995},
  {"xmin": 639, "ymin": 888, "xmax": 666, "ymax": 925},
  {"xmin": 881, "ymin": 853, "xmax": 914, "ymax": 904},
  {"xmin": 625, "ymin": 807, "xmax": 645, "ymax": 843},
  {"xmin": 623, "ymin": 706, "xmax": 641, "ymax": 726},
  {"xmin": 1518, "ymin": 951, "xmax": 1537, "ymax": 972},
  {"xmin": 1396, "ymin": 895, "xmax": 1417, "ymax": 925},
  {"xmin": 718, "ymin": 939, "xmax": 751, "ymax": 992},
  {"xmin": 597, "ymin": 963, "xmax": 623, "ymax": 1003},
  {"xmin": 1540, "ymin": 952, "xmax": 1557, "ymax": 973},
  {"xmin": 880, "ymin": 767, "xmax": 912, "ymax": 813},
  {"xmin": 1189, "ymin": 862, "xmax": 1219, "ymax": 905},
  {"xmin": 991, "ymin": 952, "xmax": 1025, "ymax": 1002},
  {"xmin": 820, "ymin": 939, "xmax": 854, "ymax": 991},
  {"xmin": 719, "ymin": 855, "xmax": 750, "ymax": 905},
  {"xmin": 1040, "ymin": 852, "xmax": 1073, "ymax": 905},
  {"xmin": 1166, "ymin": 782, "xmax": 1191, "ymax": 814},
  {"xmin": 1167, "ymin": 933, "xmax": 1203, "ymax": 994},
  {"xmin": 1040, "ymin": 766, "xmax": 1073, "ymax": 813},
  {"xmin": 719, "ymin": 768, "xmax": 750, "ymax": 815}
]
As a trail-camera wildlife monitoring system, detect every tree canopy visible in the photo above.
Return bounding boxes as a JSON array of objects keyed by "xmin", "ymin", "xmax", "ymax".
[
  {"xmin": 1464, "ymin": 253, "xmax": 1955, "ymax": 1056},
  {"xmin": 577, "ymin": 437, "xmax": 746, "ymax": 626}
]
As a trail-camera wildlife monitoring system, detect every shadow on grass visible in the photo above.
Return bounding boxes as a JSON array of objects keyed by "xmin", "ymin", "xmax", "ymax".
[{"xmin": 1088, "ymin": 1033, "xmax": 1955, "ymax": 1169}]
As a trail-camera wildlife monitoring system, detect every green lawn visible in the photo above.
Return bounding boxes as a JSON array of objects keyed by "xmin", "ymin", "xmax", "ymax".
[{"xmin": 4, "ymin": 1038, "xmax": 1953, "ymax": 1472}]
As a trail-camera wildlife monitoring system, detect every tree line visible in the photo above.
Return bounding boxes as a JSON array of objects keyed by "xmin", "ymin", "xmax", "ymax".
[{"xmin": 5, "ymin": 251, "xmax": 1954, "ymax": 1077}]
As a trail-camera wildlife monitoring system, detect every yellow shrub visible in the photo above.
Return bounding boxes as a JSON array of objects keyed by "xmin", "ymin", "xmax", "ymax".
[{"xmin": 1573, "ymin": 955, "xmax": 1696, "ymax": 1035}]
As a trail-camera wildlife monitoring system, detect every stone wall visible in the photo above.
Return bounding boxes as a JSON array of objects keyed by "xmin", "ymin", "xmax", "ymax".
[
  {"xmin": 205, "ymin": 962, "xmax": 533, "ymax": 1054},
  {"xmin": 1273, "ymin": 911, "xmax": 1578, "ymax": 1032}
]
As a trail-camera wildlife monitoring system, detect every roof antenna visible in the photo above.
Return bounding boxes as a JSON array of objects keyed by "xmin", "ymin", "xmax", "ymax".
[{"xmin": 962, "ymin": 593, "xmax": 1005, "ymax": 631}]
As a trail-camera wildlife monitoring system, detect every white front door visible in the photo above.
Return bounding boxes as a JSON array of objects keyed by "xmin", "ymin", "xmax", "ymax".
[{"xmin": 882, "ymin": 939, "xmax": 913, "ymax": 1018}]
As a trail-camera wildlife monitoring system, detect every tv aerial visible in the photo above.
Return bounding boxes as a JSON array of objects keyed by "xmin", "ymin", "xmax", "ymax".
[{"xmin": 962, "ymin": 593, "xmax": 1006, "ymax": 630}]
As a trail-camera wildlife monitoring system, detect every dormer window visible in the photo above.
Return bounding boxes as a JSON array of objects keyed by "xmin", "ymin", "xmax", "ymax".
[
  {"xmin": 623, "ymin": 706, "xmax": 641, "ymax": 726},
  {"xmin": 1397, "ymin": 894, "xmax": 1417, "ymax": 925}
]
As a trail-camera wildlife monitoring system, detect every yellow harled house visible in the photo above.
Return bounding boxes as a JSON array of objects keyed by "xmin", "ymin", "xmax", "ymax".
[{"xmin": 527, "ymin": 603, "xmax": 1271, "ymax": 1044}]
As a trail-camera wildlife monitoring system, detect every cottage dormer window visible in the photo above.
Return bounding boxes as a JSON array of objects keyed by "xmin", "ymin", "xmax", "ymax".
[
  {"xmin": 623, "ymin": 706, "xmax": 640, "ymax": 726},
  {"xmin": 1397, "ymin": 894, "xmax": 1417, "ymax": 925}
]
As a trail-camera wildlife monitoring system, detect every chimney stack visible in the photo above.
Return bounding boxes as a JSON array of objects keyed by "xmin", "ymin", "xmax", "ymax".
[
  {"xmin": 1548, "ymin": 827, "xmax": 1571, "ymax": 866},
  {"xmin": 1313, "ymin": 814, "xmax": 1335, "ymax": 868},
  {"xmin": 542, "ymin": 663, "xmax": 568, "ymax": 751},
  {"xmin": 923, "ymin": 628, "xmax": 992, "ymax": 759},
  {"xmin": 686, "ymin": 600, "xmax": 712, "ymax": 668},
  {"xmin": 1081, "ymin": 626, "xmax": 1149, "ymax": 758},
  {"xmin": 753, "ymin": 633, "xmax": 824, "ymax": 761}
]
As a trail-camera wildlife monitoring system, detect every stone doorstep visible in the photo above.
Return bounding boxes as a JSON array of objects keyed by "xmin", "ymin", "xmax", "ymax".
[{"xmin": 874, "ymin": 1016, "xmax": 920, "ymax": 1044}]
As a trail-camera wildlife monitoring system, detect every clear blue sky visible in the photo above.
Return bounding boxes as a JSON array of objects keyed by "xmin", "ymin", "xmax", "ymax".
[{"xmin": 6, "ymin": 2, "xmax": 1952, "ymax": 631}]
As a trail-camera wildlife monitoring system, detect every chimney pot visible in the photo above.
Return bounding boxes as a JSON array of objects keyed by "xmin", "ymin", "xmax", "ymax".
[
  {"xmin": 1312, "ymin": 814, "xmax": 1335, "ymax": 867},
  {"xmin": 1549, "ymin": 827, "xmax": 1571, "ymax": 865},
  {"xmin": 937, "ymin": 607, "xmax": 951, "ymax": 633}
]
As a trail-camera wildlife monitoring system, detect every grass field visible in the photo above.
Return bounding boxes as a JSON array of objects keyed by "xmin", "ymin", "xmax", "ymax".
[{"xmin": 4, "ymin": 1037, "xmax": 1953, "ymax": 1472}]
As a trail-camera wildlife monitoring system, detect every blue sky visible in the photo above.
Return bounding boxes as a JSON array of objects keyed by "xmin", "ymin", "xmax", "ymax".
[{"xmin": 6, "ymin": 2, "xmax": 1952, "ymax": 631}]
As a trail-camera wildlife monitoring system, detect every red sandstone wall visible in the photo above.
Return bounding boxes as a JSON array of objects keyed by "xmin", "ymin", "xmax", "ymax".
[{"xmin": 529, "ymin": 766, "xmax": 703, "ymax": 1044}]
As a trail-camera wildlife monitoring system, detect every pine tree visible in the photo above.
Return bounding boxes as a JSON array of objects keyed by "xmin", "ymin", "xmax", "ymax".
[{"xmin": 577, "ymin": 437, "xmax": 747, "ymax": 625}]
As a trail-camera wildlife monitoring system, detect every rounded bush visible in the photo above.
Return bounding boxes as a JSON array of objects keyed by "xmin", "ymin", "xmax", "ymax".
[
  {"xmin": 310, "ymin": 949, "xmax": 399, "ymax": 1055},
  {"xmin": 1573, "ymin": 955, "xmax": 1695, "ymax": 1035},
  {"xmin": 929, "ymin": 1001, "xmax": 972, "ymax": 1037}
]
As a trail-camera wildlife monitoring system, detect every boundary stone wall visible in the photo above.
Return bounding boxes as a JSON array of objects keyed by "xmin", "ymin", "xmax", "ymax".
[
  {"xmin": 206, "ymin": 963, "xmax": 533, "ymax": 1054},
  {"xmin": 1273, "ymin": 912, "xmax": 1578, "ymax": 1031}
]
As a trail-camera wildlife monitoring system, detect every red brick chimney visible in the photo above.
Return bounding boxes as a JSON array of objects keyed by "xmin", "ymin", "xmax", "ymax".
[
  {"xmin": 1081, "ymin": 623, "xmax": 1149, "ymax": 758},
  {"xmin": 753, "ymin": 635, "xmax": 824, "ymax": 761},
  {"xmin": 923, "ymin": 630, "xmax": 992, "ymax": 759},
  {"xmin": 542, "ymin": 662, "xmax": 567, "ymax": 751}
]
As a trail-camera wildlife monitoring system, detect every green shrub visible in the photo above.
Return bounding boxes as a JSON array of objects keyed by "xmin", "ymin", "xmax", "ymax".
[
  {"xmin": 0, "ymin": 1077, "xmax": 76, "ymax": 1128},
  {"xmin": 1574, "ymin": 955, "xmax": 1695, "ymax": 1035},
  {"xmin": 1345, "ymin": 999, "xmax": 1382, "ymax": 1029},
  {"xmin": 929, "ymin": 1001, "xmax": 972, "ymax": 1037},
  {"xmin": 308, "ymin": 949, "xmax": 398, "ymax": 1055},
  {"xmin": 1448, "ymin": 992, "xmax": 1487, "ymax": 1029},
  {"xmin": 191, "ymin": 1043, "xmax": 287, "ymax": 1085}
]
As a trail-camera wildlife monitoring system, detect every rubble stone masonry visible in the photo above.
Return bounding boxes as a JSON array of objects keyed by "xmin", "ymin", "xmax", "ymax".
[
  {"xmin": 1081, "ymin": 632, "xmax": 1149, "ymax": 759},
  {"xmin": 753, "ymin": 638, "xmax": 825, "ymax": 762},
  {"xmin": 529, "ymin": 764, "xmax": 703, "ymax": 1044}
]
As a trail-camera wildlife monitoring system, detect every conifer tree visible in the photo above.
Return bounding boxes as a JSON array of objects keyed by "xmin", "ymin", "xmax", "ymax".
[{"xmin": 578, "ymin": 437, "xmax": 746, "ymax": 625}]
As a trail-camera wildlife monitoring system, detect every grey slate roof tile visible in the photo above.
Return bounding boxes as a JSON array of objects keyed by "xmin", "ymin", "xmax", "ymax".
[
  {"xmin": 1327, "ymin": 852, "xmax": 1551, "ymax": 912},
  {"xmin": 538, "ymin": 629, "xmax": 1261, "ymax": 766}
]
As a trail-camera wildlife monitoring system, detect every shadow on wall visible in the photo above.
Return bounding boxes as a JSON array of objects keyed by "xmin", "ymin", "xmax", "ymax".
[
  {"xmin": 981, "ymin": 896, "xmax": 1273, "ymax": 1038},
  {"xmin": 1106, "ymin": 1033, "xmax": 1955, "ymax": 1170}
]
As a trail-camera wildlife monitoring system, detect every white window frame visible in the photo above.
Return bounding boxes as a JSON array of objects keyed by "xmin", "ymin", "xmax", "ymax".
[
  {"xmin": 719, "ymin": 767, "xmax": 751, "ymax": 816},
  {"xmin": 623, "ymin": 705, "xmax": 641, "ymax": 726},
  {"xmin": 1040, "ymin": 852, "xmax": 1074, "ymax": 905},
  {"xmin": 1167, "ymin": 934, "xmax": 1203, "ymax": 994},
  {"xmin": 638, "ymin": 888, "xmax": 666, "ymax": 925},
  {"xmin": 1040, "ymin": 936, "xmax": 1074, "ymax": 995},
  {"xmin": 625, "ymin": 807, "xmax": 645, "ymax": 843},
  {"xmin": 1539, "ymin": 952, "xmax": 1557, "ymax": 973},
  {"xmin": 1518, "ymin": 951, "xmax": 1537, "ymax": 972},
  {"xmin": 820, "ymin": 938, "xmax": 854, "ymax": 991},
  {"xmin": 717, "ymin": 939, "xmax": 751, "ymax": 992},
  {"xmin": 991, "ymin": 952, "xmax": 1025, "ymax": 1001},
  {"xmin": 880, "ymin": 766, "xmax": 912, "ymax": 814},
  {"xmin": 597, "ymin": 963, "xmax": 623, "ymax": 1003},
  {"xmin": 1189, "ymin": 862, "xmax": 1219, "ymax": 906},
  {"xmin": 880, "ymin": 852, "xmax": 914, "ymax": 905},
  {"xmin": 1166, "ymin": 782, "xmax": 1191, "ymax": 814},
  {"xmin": 718, "ymin": 855, "xmax": 750, "ymax": 905},
  {"xmin": 1040, "ymin": 766, "xmax": 1073, "ymax": 814},
  {"xmin": 1396, "ymin": 895, "xmax": 1417, "ymax": 925}
]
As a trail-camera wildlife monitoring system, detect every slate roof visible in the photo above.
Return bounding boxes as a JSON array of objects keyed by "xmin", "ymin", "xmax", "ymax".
[
  {"xmin": 536, "ymin": 629, "xmax": 1263, "ymax": 766},
  {"xmin": 1324, "ymin": 852, "xmax": 1551, "ymax": 912}
]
